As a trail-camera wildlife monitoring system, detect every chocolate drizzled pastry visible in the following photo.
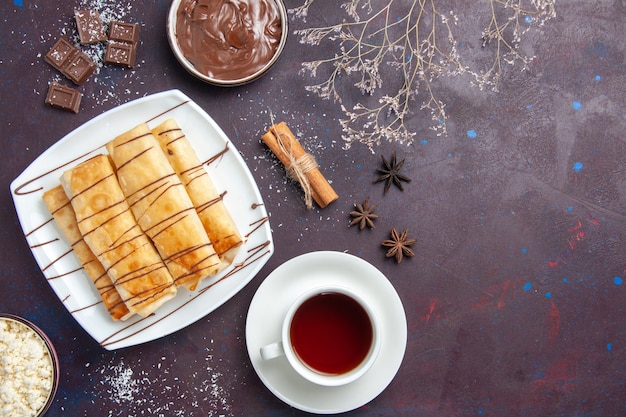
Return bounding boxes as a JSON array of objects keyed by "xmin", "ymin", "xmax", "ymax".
[
  {"xmin": 151, "ymin": 119, "xmax": 243, "ymax": 264},
  {"xmin": 42, "ymin": 185, "xmax": 132, "ymax": 321},
  {"xmin": 106, "ymin": 124, "xmax": 223, "ymax": 291},
  {"xmin": 60, "ymin": 154, "xmax": 177, "ymax": 318}
]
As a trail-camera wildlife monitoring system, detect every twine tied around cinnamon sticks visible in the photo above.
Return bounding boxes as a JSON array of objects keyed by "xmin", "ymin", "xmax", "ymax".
[
  {"xmin": 262, "ymin": 122, "xmax": 338, "ymax": 209},
  {"xmin": 277, "ymin": 134, "xmax": 318, "ymax": 208}
]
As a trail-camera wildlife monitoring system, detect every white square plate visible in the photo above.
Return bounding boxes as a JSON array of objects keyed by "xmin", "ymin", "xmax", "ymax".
[{"xmin": 10, "ymin": 90, "xmax": 274, "ymax": 350}]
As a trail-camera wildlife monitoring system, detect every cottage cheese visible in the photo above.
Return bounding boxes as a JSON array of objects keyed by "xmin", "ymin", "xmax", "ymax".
[{"xmin": 0, "ymin": 318, "xmax": 54, "ymax": 417}]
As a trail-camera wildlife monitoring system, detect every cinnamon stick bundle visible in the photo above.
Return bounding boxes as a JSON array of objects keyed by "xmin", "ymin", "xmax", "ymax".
[{"xmin": 262, "ymin": 122, "xmax": 338, "ymax": 209}]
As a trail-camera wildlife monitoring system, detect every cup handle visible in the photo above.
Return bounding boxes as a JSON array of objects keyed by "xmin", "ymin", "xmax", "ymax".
[{"xmin": 260, "ymin": 341, "xmax": 284, "ymax": 360}]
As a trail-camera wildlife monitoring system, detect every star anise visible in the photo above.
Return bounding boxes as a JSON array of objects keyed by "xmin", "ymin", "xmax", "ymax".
[
  {"xmin": 349, "ymin": 198, "xmax": 379, "ymax": 230},
  {"xmin": 374, "ymin": 151, "xmax": 411, "ymax": 193},
  {"xmin": 382, "ymin": 228, "xmax": 416, "ymax": 264}
]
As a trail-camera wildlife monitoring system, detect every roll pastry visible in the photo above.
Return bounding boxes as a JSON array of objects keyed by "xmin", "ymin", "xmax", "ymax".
[
  {"xmin": 152, "ymin": 119, "xmax": 243, "ymax": 265},
  {"xmin": 106, "ymin": 124, "xmax": 222, "ymax": 290},
  {"xmin": 42, "ymin": 185, "xmax": 133, "ymax": 321},
  {"xmin": 60, "ymin": 154, "xmax": 177, "ymax": 317}
]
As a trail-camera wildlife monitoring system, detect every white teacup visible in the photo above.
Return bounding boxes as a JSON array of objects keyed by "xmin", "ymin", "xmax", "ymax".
[{"xmin": 260, "ymin": 285, "xmax": 381, "ymax": 386}]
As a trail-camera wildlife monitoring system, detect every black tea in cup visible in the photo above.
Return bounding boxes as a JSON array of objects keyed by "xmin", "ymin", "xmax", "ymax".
[{"xmin": 289, "ymin": 292, "xmax": 374, "ymax": 375}]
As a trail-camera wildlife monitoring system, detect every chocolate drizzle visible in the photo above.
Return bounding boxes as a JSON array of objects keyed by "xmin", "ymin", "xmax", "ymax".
[
  {"xmin": 205, "ymin": 143, "xmax": 230, "ymax": 165},
  {"xmin": 145, "ymin": 100, "xmax": 190, "ymax": 124},
  {"xmin": 246, "ymin": 216, "xmax": 269, "ymax": 238},
  {"xmin": 197, "ymin": 191, "xmax": 226, "ymax": 214},
  {"xmin": 30, "ymin": 237, "xmax": 59, "ymax": 248},
  {"xmin": 46, "ymin": 266, "xmax": 84, "ymax": 281},
  {"xmin": 14, "ymin": 150, "xmax": 103, "ymax": 196},
  {"xmin": 42, "ymin": 249, "xmax": 74, "ymax": 272}
]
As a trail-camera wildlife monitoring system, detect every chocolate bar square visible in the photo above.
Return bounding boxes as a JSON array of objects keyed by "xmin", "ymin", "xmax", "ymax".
[
  {"xmin": 44, "ymin": 37, "xmax": 97, "ymax": 84},
  {"xmin": 109, "ymin": 21, "xmax": 140, "ymax": 44},
  {"xmin": 45, "ymin": 82, "xmax": 82, "ymax": 113},
  {"xmin": 104, "ymin": 42, "xmax": 137, "ymax": 68},
  {"xmin": 74, "ymin": 10, "xmax": 107, "ymax": 44},
  {"xmin": 63, "ymin": 51, "xmax": 97, "ymax": 85},
  {"xmin": 44, "ymin": 38, "xmax": 78, "ymax": 72}
]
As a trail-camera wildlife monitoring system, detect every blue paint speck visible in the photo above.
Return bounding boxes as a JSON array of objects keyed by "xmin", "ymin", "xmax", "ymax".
[
  {"xmin": 614, "ymin": 276, "xmax": 623, "ymax": 286},
  {"xmin": 525, "ymin": 15, "xmax": 533, "ymax": 24},
  {"xmin": 14, "ymin": 0, "xmax": 23, "ymax": 6},
  {"xmin": 545, "ymin": 292, "xmax": 552, "ymax": 299},
  {"xmin": 563, "ymin": 278, "xmax": 568, "ymax": 283},
  {"xmin": 567, "ymin": 206, "xmax": 573, "ymax": 212},
  {"xmin": 526, "ymin": 104, "xmax": 532, "ymax": 109},
  {"xmin": 467, "ymin": 129, "xmax": 477, "ymax": 139},
  {"xmin": 595, "ymin": 75, "xmax": 601, "ymax": 82},
  {"xmin": 478, "ymin": 410, "xmax": 484, "ymax": 415},
  {"xmin": 355, "ymin": 163, "xmax": 361, "ymax": 169},
  {"xmin": 524, "ymin": 282, "xmax": 532, "ymax": 292},
  {"xmin": 521, "ymin": 248, "xmax": 527, "ymax": 254},
  {"xmin": 572, "ymin": 101, "xmax": 582, "ymax": 110},
  {"xmin": 607, "ymin": 343, "xmax": 612, "ymax": 351},
  {"xmin": 421, "ymin": 139, "xmax": 428, "ymax": 145},
  {"xmin": 572, "ymin": 162, "xmax": 584, "ymax": 172}
]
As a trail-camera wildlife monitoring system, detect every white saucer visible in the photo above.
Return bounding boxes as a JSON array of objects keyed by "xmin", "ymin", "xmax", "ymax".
[{"xmin": 246, "ymin": 251, "xmax": 407, "ymax": 414}]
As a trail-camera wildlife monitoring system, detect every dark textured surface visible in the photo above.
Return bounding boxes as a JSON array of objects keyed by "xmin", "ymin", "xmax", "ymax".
[{"xmin": 1, "ymin": 0, "xmax": 624, "ymax": 416}]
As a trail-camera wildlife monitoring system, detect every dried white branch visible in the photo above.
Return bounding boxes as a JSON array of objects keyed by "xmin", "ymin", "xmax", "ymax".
[{"xmin": 292, "ymin": 0, "xmax": 557, "ymax": 152}]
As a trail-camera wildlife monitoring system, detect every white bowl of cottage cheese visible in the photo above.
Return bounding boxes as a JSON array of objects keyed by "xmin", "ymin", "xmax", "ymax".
[{"xmin": 0, "ymin": 314, "xmax": 59, "ymax": 417}]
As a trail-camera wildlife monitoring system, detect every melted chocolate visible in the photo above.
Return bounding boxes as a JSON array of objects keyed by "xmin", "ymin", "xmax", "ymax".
[{"xmin": 175, "ymin": 0, "xmax": 282, "ymax": 81}]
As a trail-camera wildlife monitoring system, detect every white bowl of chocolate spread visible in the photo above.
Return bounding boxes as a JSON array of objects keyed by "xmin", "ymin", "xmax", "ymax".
[{"xmin": 167, "ymin": 0, "xmax": 288, "ymax": 86}]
